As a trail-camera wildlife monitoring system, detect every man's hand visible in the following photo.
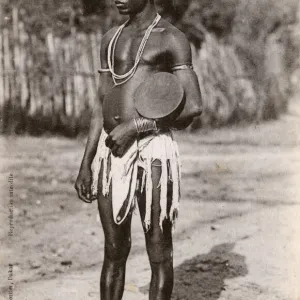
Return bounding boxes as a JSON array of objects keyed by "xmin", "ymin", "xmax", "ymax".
[
  {"xmin": 105, "ymin": 120, "xmax": 137, "ymax": 157},
  {"xmin": 74, "ymin": 164, "xmax": 94, "ymax": 203}
]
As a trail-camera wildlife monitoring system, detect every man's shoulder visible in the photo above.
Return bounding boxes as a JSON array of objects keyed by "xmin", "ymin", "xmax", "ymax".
[
  {"xmin": 157, "ymin": 19, "xmax": 188, "ymax": 43},
  {"xmin": 101, "ymin": 26, "xmax": 119, "ymax": 47},
  {"xmin": 156, "ymin": 19, "xmax": 191, "ymax": 61},
  {"xmin": 156, "ymin": 19, "xmax": 190, "ymax": 52},
  {"xmin": 100, "ymin": 26, "xmax": 120, "ymax": 64}
]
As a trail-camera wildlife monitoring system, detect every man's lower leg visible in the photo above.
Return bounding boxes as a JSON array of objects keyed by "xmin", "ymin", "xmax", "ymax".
[
  {"xmin": 100, "ymin": 256, "xmax": 127, "ymax": 300},
  {"xmin": 149, "ymin": 259, "xmax": 174, "ymax": 300}
]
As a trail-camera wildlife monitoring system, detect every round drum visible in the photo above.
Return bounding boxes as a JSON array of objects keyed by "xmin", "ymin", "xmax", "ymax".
[{"xmin": 134, "ymin": 72, "xmax": 184, "ymax": 120}]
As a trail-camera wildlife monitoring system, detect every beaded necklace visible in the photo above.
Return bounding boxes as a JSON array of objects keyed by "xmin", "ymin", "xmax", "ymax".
[{"xmin": 105, "ymin": 13, "xmax": 161, "ymax": 86}]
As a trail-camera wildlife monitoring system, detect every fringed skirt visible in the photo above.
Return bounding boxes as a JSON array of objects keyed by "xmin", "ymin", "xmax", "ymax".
[{"xmin": 91, "ymin": 129, "xmax": 181, "ymax": 231}]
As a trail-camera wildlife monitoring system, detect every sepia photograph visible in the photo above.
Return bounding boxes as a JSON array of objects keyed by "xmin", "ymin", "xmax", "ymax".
[{"xmin": 0, "ymin": 0, "xmax": 300, "ymax": 299}]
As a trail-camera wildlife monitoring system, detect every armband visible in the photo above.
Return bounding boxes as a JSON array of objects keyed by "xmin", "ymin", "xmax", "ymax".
[
  {"xmin": 171, "ymin": 64, "xmax": 193, "ymax": 72},
  {"xmin": 98, "ymin": 68, "xmax": 110, "ymax": 73}
]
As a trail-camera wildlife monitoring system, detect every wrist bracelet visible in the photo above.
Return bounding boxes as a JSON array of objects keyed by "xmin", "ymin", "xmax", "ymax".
[{"xmin": 134, "ymin": 117, "xmax": 158, "ymax": 133}]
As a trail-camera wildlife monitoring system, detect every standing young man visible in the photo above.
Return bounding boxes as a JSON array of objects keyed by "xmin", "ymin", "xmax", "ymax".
[{"xmin": 75, "ymin": 0, "xmax": 202, "ymax": 299}]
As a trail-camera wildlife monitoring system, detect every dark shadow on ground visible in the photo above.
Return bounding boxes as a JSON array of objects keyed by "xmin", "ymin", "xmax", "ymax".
[{"xmin": 140, "ymin": 243, "xmax": 248, "ymax": 300}]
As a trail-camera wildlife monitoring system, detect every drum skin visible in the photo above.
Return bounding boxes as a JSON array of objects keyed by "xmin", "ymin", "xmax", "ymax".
[{"xmin": 134, "ymin": 72, "xmax": 185, "ymax": 120}]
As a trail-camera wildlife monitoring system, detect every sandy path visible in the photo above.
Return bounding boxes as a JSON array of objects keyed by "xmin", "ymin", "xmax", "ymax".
[
  {"xmin": 6, "ymin": 205, "xmax": 300, "ymax": 300},
  {"xmin": 0, "ymin": 99, "xmax": 299, "ymax": 299}
]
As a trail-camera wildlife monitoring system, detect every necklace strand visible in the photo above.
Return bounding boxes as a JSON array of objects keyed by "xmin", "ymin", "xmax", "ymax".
[
  {"xmin": 109, "ymin": 14, "xmax": 161, "ymax": 85},
  {"xmin": 107, "ymin": 14, "xmax": 161, "ymax": 86}
]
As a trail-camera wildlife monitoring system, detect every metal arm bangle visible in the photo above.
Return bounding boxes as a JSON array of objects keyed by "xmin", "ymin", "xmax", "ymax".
[{"xmin": 134, "ymin": 117, "xmax": 158, "ymax": 133}]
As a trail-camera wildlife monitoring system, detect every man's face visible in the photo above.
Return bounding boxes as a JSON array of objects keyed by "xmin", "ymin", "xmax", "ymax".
[{"xmin": 114, "ymin": 0, "xmax": 149, "ymax": 15}]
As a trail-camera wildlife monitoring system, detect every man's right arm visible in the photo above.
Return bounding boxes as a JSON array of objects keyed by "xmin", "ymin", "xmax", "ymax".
[
  {"xmin": 79, "ymin": 94, "xmax": 103, "ymax": 169},
  {"xmin": 75, "ymin": 29, "xmax": 115, "ymax": 202}
]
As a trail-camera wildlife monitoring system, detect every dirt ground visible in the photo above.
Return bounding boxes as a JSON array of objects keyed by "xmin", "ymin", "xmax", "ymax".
[{"xmin": 0, "ymin": 98, "xmax": 300, "ymax": 300}]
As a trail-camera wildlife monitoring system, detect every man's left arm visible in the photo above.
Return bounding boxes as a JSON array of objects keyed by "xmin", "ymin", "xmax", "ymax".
[{"xmin": 166, "ymin": 30, "xmax": 202, "ymax": 129}]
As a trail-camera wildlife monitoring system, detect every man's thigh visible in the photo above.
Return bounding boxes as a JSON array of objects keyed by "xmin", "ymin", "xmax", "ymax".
[
  {"xmin": 137, "ymin": 160, "xmax": 173, "ymax": 262},
  {"xmin": 97, "ymin": 161, "xmax": 132, "ymax": 252}
]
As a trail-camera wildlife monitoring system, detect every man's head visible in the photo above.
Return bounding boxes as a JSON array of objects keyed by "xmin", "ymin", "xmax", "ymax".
[{"xmin": 114, "ymin": 0, "xmax": 154, "ymax": 15}]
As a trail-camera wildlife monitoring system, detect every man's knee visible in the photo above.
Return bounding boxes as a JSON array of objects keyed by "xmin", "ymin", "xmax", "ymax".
[
  {"xmin": 146, "ymin": 236, "xmax": 173, "ymax": 264},
  {"xmin": 105, "ymin": 238, "xmax": 131, "ymax": 262}
]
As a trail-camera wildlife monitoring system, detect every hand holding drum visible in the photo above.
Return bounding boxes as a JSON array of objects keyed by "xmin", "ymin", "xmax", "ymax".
[{"xmin": 134, "ymin": 72, "xmax": 185, "ymax": 125}]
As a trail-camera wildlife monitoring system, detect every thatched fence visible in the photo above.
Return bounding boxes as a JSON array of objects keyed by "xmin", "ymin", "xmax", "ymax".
[
  {"xmin": 0, "ymin": 7, "xmax": 293, "ymax": 136},
  {"xmin": 0, "ymin": 7, "xmax": 102, "ymax": 136}
]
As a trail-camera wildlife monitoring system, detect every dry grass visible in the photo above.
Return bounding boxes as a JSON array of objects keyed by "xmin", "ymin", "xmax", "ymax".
[
  {"xmin": 184, "ymin": 0, "xmax": 299, "ymax": 128},
  {"xmin": 192, "ymin": 34, "xmax": 257, "ymax": 127}
]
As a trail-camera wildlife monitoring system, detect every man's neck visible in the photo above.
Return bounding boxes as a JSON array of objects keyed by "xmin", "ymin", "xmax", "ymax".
[{"xmin": 127, "ymin": 3, "xmax": 157, "ymax": 30}]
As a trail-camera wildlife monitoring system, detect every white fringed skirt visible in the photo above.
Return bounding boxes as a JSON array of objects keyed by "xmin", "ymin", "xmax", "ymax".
[{"xmin": 91, "ymin": 129, "xmax": 181, "ymax": 231}]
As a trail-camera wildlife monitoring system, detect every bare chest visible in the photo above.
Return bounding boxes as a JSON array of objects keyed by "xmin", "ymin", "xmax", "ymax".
[{"xmin": 111, "ymin": 29, "xmax": 168, "ymax": 73}]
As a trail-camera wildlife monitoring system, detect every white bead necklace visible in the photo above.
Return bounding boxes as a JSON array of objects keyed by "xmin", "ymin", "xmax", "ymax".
[{"xmin": 107, "ymin": 13, "xmax": 161, "ymax": 86}]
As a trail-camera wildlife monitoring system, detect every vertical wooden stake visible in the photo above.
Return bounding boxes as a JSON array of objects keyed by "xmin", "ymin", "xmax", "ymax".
[
  {"xmin": 12, "ymin": 6, "xmax": 21, "ymax": 107},
  {"xmin": 3, "ymin": 28, "xmax": 11, "ymax": 104},
  {"xmin": 19, "ymin": 22, "xmax": 29, "ymax": 109},
  {"xmin": 0, "ymin": 32, "xmax": 4, "ymax": 108}
]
